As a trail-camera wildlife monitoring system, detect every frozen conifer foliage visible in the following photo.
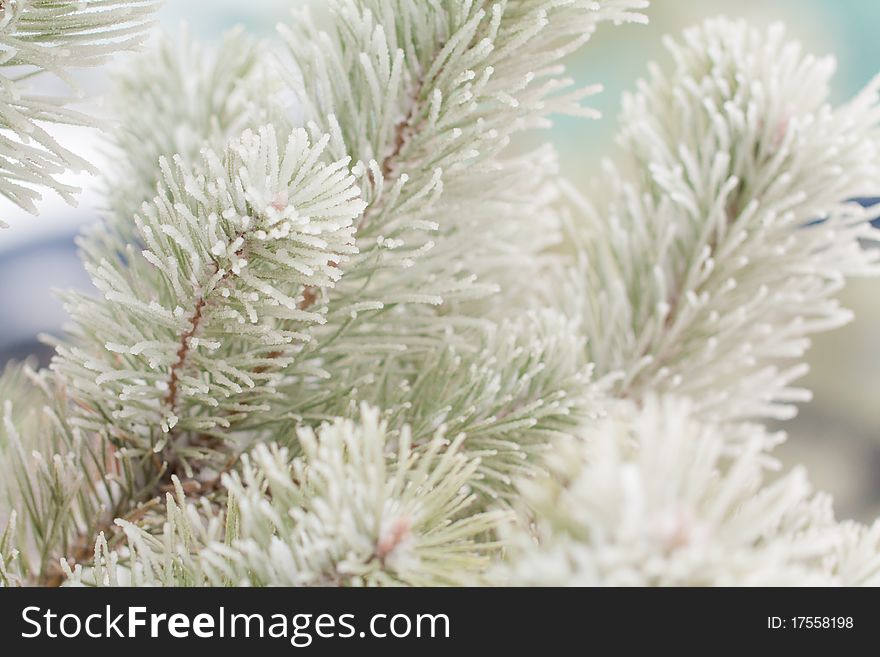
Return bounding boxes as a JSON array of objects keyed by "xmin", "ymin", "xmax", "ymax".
[{"xmin": 2, "ymin": 1, "xmax": 880, "ymax": 587}]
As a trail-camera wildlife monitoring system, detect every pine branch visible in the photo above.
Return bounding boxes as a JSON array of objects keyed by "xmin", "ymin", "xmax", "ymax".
[
  {"xmin": 102, "ymin": 27, "xmax": 275, "ymax": 235},
  {"xmin": 497, "ymin": 396, "xmax": 855, "ymax": 585},
  {"xmin": 0, "ymin": 0, "xmax": 158, "ymax": 218},
  {"xmin": 0, "ymin": 363, "xmax": 151, "ymax": 586},
  {"xmin": 565, "ymin": 18, "xmax": 880, "ymax": 422},
  {"xmin": 66, "ymin": 406, "xmax": 503, "ymax": 586},
  {"xmin": 292, "ymin": 309, "xmax": 598, "ymax": 495},
  {"xmin": 52, "ymin": 126, "xmax": 366, "ymax": 471},
  {"xmin": 281, "ymin": 0, "xmax": 649, "ymax": 326}
]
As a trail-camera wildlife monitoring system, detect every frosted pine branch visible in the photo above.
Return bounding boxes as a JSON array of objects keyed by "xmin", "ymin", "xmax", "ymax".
[
  {"xmin": 102, "ymin": 28, "xmax": 280, "ymax": 231},
  {"xmin": 0, "ymin": 363, "xmax": 132, "ymax": 586},
  {"xmin": 66, "ymin": 406, "xmax": 502, "ymax": 586},
  {"xmin": 0, "ymin": 0, "xmax": 158, "ymax": 219},
  {"xmin": 51, "ymin": 126, "xmax": 365, "ymax": 473},
  {"xmin": 347, "ymin": 309, "xmax": 597, "ymax": 494},
  {"xmin": 498, "ymin": 396, "xmax": 873, "ymax": 586},
  {"xmin": 565, "ymin": 18, "xmax": 880, "ymax": 422},
  {"xmin": 279, "ymin": 0, "xmax": 649, "ymax": 353}
]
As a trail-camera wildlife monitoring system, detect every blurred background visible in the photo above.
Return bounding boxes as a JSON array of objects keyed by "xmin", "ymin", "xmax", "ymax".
[{"xmin": 1, "ymin": 0, "xmax": 879, "ymax": 519}]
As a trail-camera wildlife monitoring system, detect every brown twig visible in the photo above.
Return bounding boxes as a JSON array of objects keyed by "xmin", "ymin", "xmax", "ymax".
[
  {"xmin": 358, "ymin": 76, "xmax": 424, "ymax": 233},
  {"xmin": 164, "ymin": 291, "xmax": 209, "ymax": 412}
]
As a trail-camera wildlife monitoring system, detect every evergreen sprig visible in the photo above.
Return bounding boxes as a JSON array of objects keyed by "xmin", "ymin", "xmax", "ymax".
[{"xmin": 0, "ymin": 0, "xmax": 158, "ymax": 219}]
